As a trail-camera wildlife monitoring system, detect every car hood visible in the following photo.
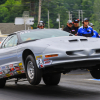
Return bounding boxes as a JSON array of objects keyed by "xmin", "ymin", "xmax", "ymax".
[
  {"xmin": 37, "ymin": 36, "xmax": 100, "ymax": 53},
  {"xmin": 22, "ymin": 36, "xmax": 100, "ymax": 53}
]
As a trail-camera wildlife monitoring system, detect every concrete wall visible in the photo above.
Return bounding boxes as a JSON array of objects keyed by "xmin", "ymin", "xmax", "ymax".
[{"xmin": 0, "ymin": 23, "xmax": 31, "ymax": 34}]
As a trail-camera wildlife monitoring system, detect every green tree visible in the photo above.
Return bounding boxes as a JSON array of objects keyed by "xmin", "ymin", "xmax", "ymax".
[
  {"xmin": 0, "ymin": 0, "xmax": 7, "ymax": 5},
  {"xmin": 0, "ymin": 0, "xmax": 98, "ymax": 30},
  {"xmin": 90, "ymin": 0, "xmax": 100, "ymax": 33},
  {"xmin": 0, "ymin": 0, "xmax": 23, "ymax": 23}
]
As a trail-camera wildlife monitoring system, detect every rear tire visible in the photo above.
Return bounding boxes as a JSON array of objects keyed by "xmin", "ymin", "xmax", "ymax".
[
  {"xmin": 25, "ymin": 55, "xmax": 42, "ymax": 85},
  {"xmin": 43, "ymin": 73, "xmax": 61, "ymax": 85},
  {"xmin": 0, "ymin": 79, "xmax": 6, "ymax": 88},
  {"xmin": 90, "ymin": 69, "xmax": 100, "ymax": 79}
]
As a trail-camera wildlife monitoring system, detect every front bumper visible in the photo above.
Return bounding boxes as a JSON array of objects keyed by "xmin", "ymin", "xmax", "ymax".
[{"xmin": 44, "ymin": 57, "xmax": 100, "ymax": 69}]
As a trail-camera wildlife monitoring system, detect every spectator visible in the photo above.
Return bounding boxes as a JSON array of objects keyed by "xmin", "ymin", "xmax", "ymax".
[
  {"xmin": 77, "ymin": 18, "xmax": 93, "ymax": 37},
  {"xmin": 63, "ymin": 20, "xmax": 76, "ymax": 35},
  {"xmin": 89, "ymin": 23, "xmax": 100, "ymax": 38},
  {"xmin": 37, "ymin": 21, "xmax": 45, "ymax": 29},
  {"xmin": 72, "ymin": 19, "xmax": 80, "ymax": 36}
]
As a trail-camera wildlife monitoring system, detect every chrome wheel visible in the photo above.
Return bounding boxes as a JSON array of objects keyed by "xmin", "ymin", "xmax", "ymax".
[
  {"xmin": 27, "ymin": 61, "xmax": 34, "ymax": 79},
  {"xmin": 25, "ymin": 55, "xmax": 42, "ymax": 85}
]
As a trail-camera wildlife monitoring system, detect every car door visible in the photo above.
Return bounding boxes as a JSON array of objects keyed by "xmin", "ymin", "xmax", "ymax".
[{"xmin": 0, "ymin": 34, "xmax": 19, "ymax": 66}]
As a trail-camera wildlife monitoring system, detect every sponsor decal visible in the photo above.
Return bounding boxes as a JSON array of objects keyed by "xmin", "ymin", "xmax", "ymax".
[
  {"xmin": 20, "ymin": 31, "xmax": 30, "ymax": 35},
  {"xmin": 0, "ymin": 68, "xmax": 1, "ymax": 71},
  {"xmin": 13, "ymin": 71, "xmax": 17, "ymax": 74},
  {"xmin": 4, "ymin": 76, "xmax": 7, "ymax": 78},
  {"xmin": 44, "ymin": 60, "xmax": 52, "ymax": 65},
  {"xmin": 7, "ymin": 69, "xmax": 11, "ymax": 73},
  {"xmin": 5, "ymin": 73, "xmax": 13, "ymax": 77},
  {"xmin": 39, "ymin": 64, "xmax": 44, "ymax": 68},
  {"xmin": 19, "ymin": 63, "xmax": 22, "ymax": 66},
  {"xmin": 17, "ymin": 71, "xmax": 22, "ymax": 74},
  {"xmin": 6, "ymin": 65, "xmax": 9, "ymax": 69},
  {"xmin": 0, "ymin": 63, "xmax": 25, "ymax": 78},
  {"xmin": 1, "ymin": 66, "xmax": 6, "ymax": 70},
  {"xmin": 36, "ymin": 55, "xmax": 44, "ymax": 68},
  {"xmin": 11, "ymin": 68, "xmax": 15, "ymax": 71},
  {"xmin": 14, "ymin": 63, "xmax": 18, "ymax": 67},
  {"xmin": 21, "ymin": 70, "xmax": 25, "ymax": 73},
  {"xmin": 3, "ymin": 69, "xmax": 9, "ymax": 74},
  {"xmin": 2, "ymin": 71, "xmax": 6, "ymax": 74},
  {"xmin": 9, "ymin": 73, "xmax": 13, "ymax": 76},
  {"xmin": 19, "ymin": 66, "xmax": 23, "ymax": 70},
  {"xmin": 36, "ymin": 55, "xmax": 42, "ymax": 60},
  {"xmin": 15, "ymin": 67, "xmax": 20, "ymax": 71},
  {"xmin": 9, "ymin": 69, "xmax": 12, "ymax": 72},
  {"xmin": 9, "ymin": 64, "xmax": 13, "ymax": 68},
  {"xmin": 6, "ymin": 74, "xmax": 11, "ymax": 77},
  {"xmin": 0, "ymin": 72, "xmax": 3, "ymax": 75},
  {"xmin": 44, "ymin": 59, "xmax": 49, "ymax": 61}
]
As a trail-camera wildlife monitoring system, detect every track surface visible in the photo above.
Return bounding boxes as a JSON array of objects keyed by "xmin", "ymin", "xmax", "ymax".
[{"xmin": 0, "ymin": 70, "xmax": 100, "ymax": 100}]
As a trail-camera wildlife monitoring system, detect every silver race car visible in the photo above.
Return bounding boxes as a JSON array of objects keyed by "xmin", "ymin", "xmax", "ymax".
[{"xmin": 0, "ymin": 29, "xmax": 100, "ymax": 88}]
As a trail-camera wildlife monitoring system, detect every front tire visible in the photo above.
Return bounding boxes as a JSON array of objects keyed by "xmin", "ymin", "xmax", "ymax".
[
  {"xmin": 0, "ymin": 79, "xmax": 6, "ymax": 88},
  {"xmin": 25, "ymin": 55, "xmax": 42, "ymax": 85},
  {"xmin": 90, "ymin": 69, "xmax": 100, "ymax": 79},
  {"xmin": 43, "ymin": 73, "xmax": 61, "ymax": 85}
]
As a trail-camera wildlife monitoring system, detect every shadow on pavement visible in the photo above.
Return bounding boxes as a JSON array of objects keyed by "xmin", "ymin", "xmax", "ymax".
[{"xmin": 2, "ymin": 83, "xmax": 100, "ymax": 100}]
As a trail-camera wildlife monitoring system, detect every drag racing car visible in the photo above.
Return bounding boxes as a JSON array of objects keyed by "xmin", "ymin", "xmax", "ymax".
[{"xmin": 0, "ymin": 29, "xmax": 100, "ymax": 88}]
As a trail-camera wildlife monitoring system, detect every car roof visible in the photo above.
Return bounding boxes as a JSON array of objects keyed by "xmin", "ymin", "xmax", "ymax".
[{"xmin": 8, "ymin": 29, "xmax": 61, "ymax": 36}]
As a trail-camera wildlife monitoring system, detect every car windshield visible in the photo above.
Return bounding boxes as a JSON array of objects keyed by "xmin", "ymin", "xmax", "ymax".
[{"xmin": 19, "ymin": 29, "xmax": 70, "ymax": 42}]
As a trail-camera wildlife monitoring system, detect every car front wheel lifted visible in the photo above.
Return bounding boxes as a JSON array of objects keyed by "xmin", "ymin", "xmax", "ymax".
[{"xmin": 25, "ymin": 55, "xmax": 42, "ymax": 85}]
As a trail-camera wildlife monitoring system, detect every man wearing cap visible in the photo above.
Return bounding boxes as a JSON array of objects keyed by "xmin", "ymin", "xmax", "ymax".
[
  {"xmin": 37, "ymin": 21, "xmax": 45, "ymax": 29},
  {"xmin": 72, "ymin": 19, "xmax": 80, "ymax": 35},
  {"xmin": 63, "ymin": 20, "xmax": 76, "ymax": 35},
  {"xmin": 77, "ymin": 18, "xmax": 93, "ymax": 37},
  {"xmin": 89, "ymin": 23, "xmax": 100, "ymax": 38}
]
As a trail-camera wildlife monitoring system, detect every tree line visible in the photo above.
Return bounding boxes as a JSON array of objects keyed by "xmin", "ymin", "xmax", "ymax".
[{"xmin": 0, "ymin": 0, "xmax": 100, "ymax": 32}]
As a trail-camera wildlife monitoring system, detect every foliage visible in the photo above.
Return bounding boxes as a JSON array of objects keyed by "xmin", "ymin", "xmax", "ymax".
[
  {"xmin": 0, "ymin": 0, "xmax": 100, "ymax": 33},
  {"xmin": 0, "ymin": 0, "xmax": 7, "ymax": 5},
  {"xmin": 0, "ymin": 0, "xmax": 23, "ymax": 23}
]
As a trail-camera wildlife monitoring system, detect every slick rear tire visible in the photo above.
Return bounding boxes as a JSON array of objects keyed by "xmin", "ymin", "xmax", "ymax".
[
  {"xmin": 25, "ymin": 55, "xmax": 42, "ymax": 85},
  {"xmin": 43, "ymin": 73, "xmax": 61, "ymax": 85},
  {"xmin": 90, "ymin": 69, "xmax": 100, "ymax": 79},
  {"xmin": 0, "ymin": 79, "xmax": 6, "ymax": 88}
]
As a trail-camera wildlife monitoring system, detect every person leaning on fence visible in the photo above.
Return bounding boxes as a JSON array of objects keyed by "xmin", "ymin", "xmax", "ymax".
[
  {"xmin": 63, "ymin": 20, "xmax": 76, "ymax": 35},
  {"xmin": 77, "ymin": 18, "xmax": 93, "ymax": 37}
]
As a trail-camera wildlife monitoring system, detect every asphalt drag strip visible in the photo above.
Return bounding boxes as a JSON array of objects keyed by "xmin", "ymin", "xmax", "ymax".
[{"xmin": 0, "ymin": 70, "xmax": 100, "ymax": 100}]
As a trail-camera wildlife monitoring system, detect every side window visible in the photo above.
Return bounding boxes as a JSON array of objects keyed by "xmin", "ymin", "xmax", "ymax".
[
  {"xmin": 1, "ymin": 36, "xmax": 12, "ymax": 48},
  {"xmin": 2, "ymin": 35, "xmax": 18, "ymax": 48}
]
